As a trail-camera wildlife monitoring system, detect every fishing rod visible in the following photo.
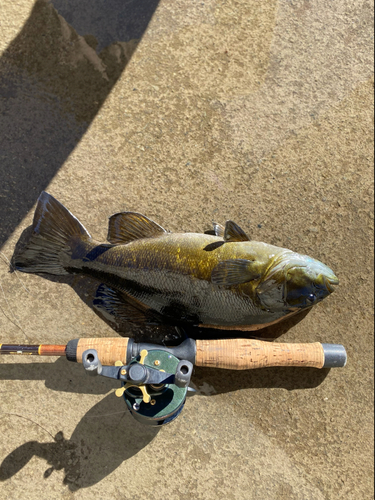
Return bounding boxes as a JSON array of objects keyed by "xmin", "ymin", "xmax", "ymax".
[{"xmin": 0, "ymin": 337, "xmax": 347, "ymax": 426}]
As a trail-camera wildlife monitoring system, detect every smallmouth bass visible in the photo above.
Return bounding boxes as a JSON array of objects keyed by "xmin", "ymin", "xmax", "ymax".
[{"xmin": 15, "ymin": 192, "xmax": 338, "ymax": 331}]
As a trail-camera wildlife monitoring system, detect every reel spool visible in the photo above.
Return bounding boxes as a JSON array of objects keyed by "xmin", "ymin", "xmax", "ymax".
[{"xmin": 82, "ymin": 348, "xmax": 194, "ymax": 427}]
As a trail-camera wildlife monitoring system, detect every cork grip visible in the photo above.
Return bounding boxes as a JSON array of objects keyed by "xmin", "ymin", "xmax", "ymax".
[
  {"xmin": 195, "ymin": 339, "xmax": 325, "ymax": 370},
  {"xmin": 76, "ymin": 338, "xmax": 129, "ymax": 365}
]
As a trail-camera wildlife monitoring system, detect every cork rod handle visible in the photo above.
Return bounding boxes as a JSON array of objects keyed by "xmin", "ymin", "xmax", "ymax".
[
  {"xmin": 195, "ymin": 339, "xmax": 326, "ymax": 370},
  {"xmin": 75, "ymin": 338, "xmax": 129, "ymax": 365}
]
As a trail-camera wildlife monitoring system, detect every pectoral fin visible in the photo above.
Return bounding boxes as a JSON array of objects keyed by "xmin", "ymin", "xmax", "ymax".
[
  {"xmin": 211, "ymin": 259, "xmax": 261, "ymax": 286},
  {"xmin": 107, "ymin": 212, "xmax": 166, "ymax": 244},
  {"xmin": 223, "ymin": 221, "xmax": 250, "ymax": 242}
]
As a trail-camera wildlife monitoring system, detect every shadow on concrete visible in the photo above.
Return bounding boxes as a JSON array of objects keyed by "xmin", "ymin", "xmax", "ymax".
[
  {"xmin": 0, "ymin": 0, "xmax": 160, "ymax": 248},
  {"xmin": 192, "ymin": 365, "xmax": 330, "ymax": 394},
  {"xmin": 0, "ymin": 356, "xmax": 328, "ymax": 489},
  {"xmin": 0, "ymin": 363, "xmax": 329, "ymax": 490},
  {"xmin": 0, "ymin": 338, "xmax": 328, "ymax": 489},
  {"xmin": 0, "ymin": 393, "xmax": 159, "ymax": 490},
  {"xmin": 0, "ymin": 356, "xmax": 116, "ymax": 394}
]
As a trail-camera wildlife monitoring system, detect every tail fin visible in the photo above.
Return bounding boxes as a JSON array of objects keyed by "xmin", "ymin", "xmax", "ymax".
[{"xmin": 15, "ymin": 192, "xmax": 92, "ymax": 275}]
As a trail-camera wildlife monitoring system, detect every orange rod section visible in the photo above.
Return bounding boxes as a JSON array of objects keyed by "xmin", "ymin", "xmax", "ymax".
[{"xmin": 39, "ymin": 345, "xmax": 67, "ymax": 356}]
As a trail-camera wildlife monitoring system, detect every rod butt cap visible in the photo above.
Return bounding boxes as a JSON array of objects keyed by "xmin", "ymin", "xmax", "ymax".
[{"xmin": 322, "ymin": 344, "xmax": 347, "ymax": 368}]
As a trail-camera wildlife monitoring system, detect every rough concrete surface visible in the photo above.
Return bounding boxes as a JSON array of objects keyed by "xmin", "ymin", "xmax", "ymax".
[{"xmin": 0, "ymin": 0, "xmax": 373, "ymax": 498}]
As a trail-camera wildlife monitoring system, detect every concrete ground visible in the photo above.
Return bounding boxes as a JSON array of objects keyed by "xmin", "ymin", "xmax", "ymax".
[{"xmin": 0, "ymin": 0, "xmax": 373, "ymax": 498}]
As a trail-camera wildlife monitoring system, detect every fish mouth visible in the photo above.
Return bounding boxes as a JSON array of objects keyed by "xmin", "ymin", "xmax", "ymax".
[{"xmin": 324, "ymin": 275, "xmax": 339, "ymax": 293}]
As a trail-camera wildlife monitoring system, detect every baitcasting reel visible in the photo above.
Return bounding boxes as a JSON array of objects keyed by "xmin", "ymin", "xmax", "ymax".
[{"xmin": 82, "ymin": 347, "xmax": 194, "ymax": 426}]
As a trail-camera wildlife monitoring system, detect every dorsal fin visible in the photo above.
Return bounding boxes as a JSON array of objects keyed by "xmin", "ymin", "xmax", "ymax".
[
  {"xmin": 223, "ymin": 220, "xmax": 250, "ymax": 242},
  {"xmin": 213, "ymin": 222, "xmax": 225, "ymax": 237},
  {"xmin": 211, "ymin": 259, "xmax": 261, "ymax": 286},
  {"xmin": 107, "ymin": 212, "xmax": 166, "ymax": 244},
  {"xmin": 204, "ymin": 222, "xmax": 225, "ymax": 236}
]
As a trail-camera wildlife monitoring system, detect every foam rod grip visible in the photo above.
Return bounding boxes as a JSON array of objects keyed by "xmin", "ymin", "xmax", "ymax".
[{"xmin": 195, "ymin": 339, "xmax": 333, "ymax": 370}]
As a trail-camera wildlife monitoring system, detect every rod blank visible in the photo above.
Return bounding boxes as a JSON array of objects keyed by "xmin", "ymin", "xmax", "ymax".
[{"xmin": 0, "ymin": 344, "xmax": 66, "ymax": 356}]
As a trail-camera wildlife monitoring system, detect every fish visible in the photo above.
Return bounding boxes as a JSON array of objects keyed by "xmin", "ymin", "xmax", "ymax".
[{"xmin": 15, "ymin": 192, "xmax": 339, "ymax": 331}]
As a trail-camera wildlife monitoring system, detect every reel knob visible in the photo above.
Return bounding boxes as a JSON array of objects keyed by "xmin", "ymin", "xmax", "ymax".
[{"xmin": 128, "ymin": 363, "xmax": 147, "ymax": 384}]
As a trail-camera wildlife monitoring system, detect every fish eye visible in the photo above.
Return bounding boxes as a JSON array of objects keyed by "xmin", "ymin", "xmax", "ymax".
[{"xmin": 307, "ymin": 293, "xmax": 316, "ymax": 303}]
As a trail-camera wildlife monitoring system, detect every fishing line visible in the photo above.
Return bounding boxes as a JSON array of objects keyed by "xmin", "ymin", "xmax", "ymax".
[
  {"xmin": 0, "ymin": 283, "xmax": 29, "ymax": 340},
  {"xmin": 1, "ymin": 412, "xmax": 55, "ymax": 440},
  {"xmin": 0, "ymin": 251, "xmax": 30, "ymax": 340},
  {"xmin": 0, "ymin": 251, "xmax": 30, "ymax": 293}
]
